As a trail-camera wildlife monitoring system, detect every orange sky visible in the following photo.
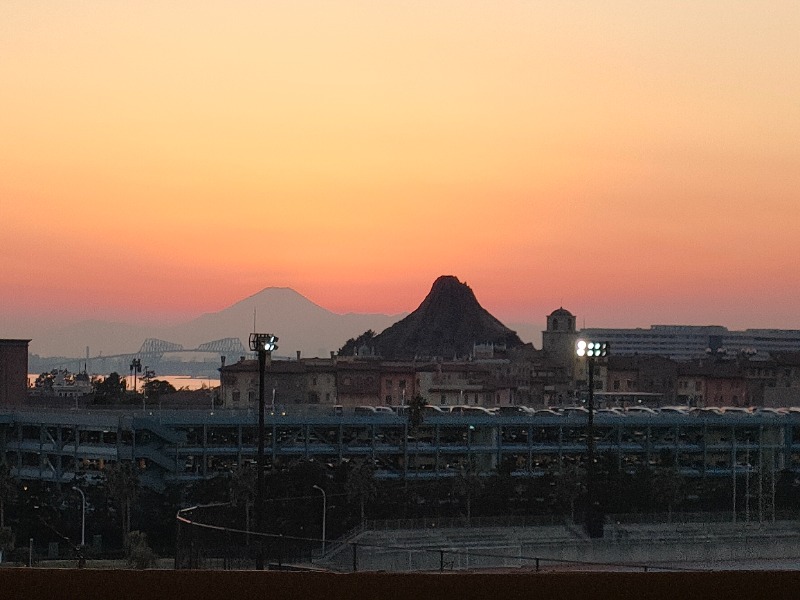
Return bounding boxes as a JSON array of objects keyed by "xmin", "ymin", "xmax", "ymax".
[{"xmin": 2, "ymin": 2, "xmax": 799, "ymax": 334}]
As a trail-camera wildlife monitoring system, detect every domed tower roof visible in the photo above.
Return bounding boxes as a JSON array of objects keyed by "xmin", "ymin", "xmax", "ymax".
[{"xmin": 545, "ymin": 307, "xmax": 576, "ymax": 334}]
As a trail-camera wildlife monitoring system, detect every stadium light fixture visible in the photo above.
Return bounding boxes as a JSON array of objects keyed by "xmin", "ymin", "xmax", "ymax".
[
  {"xmin": 575, "ymin": 339, "xmax": 609, "ymax": 539},
  {"xmin": 576, "ymin": 340, "xmax": 608, "ymax": 358},
  {"xmin": 249, "ymin": 332, "xmax": 278, "ymax": 569}
]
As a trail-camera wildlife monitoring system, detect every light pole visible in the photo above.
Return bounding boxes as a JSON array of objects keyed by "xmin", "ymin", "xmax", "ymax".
[
  {"xmin": 72, "ymin": 486, "xmax": 86, "ymax": 547},
  {"xmin": 576, "ymin": 340, "xmax": 609, "ymax": 539},
  {"xmin": 312, "ymin": 485, "xmax": 327, "ymax": 556},
  {"xmin": 249, "ymin": 333, "xmax": 278, "ymax": 570}
]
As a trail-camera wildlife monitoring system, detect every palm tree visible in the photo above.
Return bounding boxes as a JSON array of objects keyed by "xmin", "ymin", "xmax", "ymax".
[
  {"xmin": 651, "ymin": 466, "xmax": 685, "ymax": 522},
  {"xmin": 552, "ymin": 464, "xmax": 586, "ymax": 523},
  {"xmin": 345, "ymin": 460, "xmax": 377, "ymax": 523},
  {"xmin": 0, "ymin": 462, "xmax": 17, "ymax": 529},
  {"xmin": 105, "ymin": 461, "xmax": 139, "ymax": 543},
  {"xmin": 408, "ymin": 394, "xmax": 427, "ymax": 430},
  {"xmin": 453, "ymin": 458, "xmax": 483, "ymax": 523},
  {"xmin": 229, "ymin": 464, "xmax": 257, "ymax": 540},
  {"xmin": 0, "ymin": 526, "xmax": 13, "ymax": 564}
]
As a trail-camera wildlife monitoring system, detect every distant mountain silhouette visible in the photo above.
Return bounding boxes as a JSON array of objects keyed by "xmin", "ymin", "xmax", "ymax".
[
  {"xmin": 28, "ymin": 288, "xmax": 405, "ymax": 359},
  {"xmin": 165, "ymin": 287, "xmax": 404, "ymax": 359},
  {"xmin": 341, "ymin": 276, "xmax": 524, "ymax": 359}
]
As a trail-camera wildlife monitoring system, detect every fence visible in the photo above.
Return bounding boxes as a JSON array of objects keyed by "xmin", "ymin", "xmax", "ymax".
[
  {"xmin": 176, "ymin": 505, "xmax": 800, "ymax": 572},
  {"xmin": 175, "ymin": 503, "xmax": 321, "ymax": 570}
]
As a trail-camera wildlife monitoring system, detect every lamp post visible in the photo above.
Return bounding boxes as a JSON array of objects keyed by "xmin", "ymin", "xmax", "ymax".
[
  {"xmin": 576, "ymin": 340, "xmax": 609, "ymax": 539},
  {"xmin": 72, "ymin": 486, "xmax": 86, "ymax": 547},
  {"xmin": 312, "ymin": 485, "xmax": 327, "ymax": 556},
  {"xmin": 249, "ymin": 333, "xmax": 278, "ymax": 570}
]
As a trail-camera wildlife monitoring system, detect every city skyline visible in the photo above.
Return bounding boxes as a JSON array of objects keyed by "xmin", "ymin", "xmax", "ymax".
[{"xmin": 3, "ymin": 2, "xmax": 799, "ymax": 335}]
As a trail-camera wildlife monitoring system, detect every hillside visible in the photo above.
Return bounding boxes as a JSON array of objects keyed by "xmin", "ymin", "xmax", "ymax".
[{"xmin": 341, "ymin": 276, "xmax": 524, "ymax": 359}]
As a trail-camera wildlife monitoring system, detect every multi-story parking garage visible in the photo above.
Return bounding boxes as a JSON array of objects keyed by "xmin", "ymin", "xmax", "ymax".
[{"xmin": 1, "ymin": 408, "xmax": 798, "ymax": 490}]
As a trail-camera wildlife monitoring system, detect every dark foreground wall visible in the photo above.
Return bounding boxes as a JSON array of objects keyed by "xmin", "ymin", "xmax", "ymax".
[{"xmin": 1, "ymin": 569, "xmax": 799, "ymax": 600}]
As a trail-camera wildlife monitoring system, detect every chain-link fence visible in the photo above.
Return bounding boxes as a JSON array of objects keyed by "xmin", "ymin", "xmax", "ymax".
[
  {"xmin": 176, "ymin": 505, "xmax": 800, "ymax": 572},
  {"xmin": 175, "ymin": 503, "xmax": 321, "ymax": 570}
]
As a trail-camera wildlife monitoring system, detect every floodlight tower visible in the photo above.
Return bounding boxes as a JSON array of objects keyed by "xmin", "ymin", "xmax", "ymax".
[
  {"xmin": 249, "ymin": 333, "xmax": 278, "ymax": 570},
  {"xmin": 576, "ymin": 340, "xmax": 609, "ymax": 538}
]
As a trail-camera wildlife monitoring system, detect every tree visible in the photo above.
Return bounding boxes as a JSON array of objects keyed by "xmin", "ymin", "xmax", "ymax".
[
  {"xmin": 143, "ymin": 379, "xmax": 176, "ymax": 399},
  {"xmin": 651, "ymin": 466, "xmax": 685, "ymax": 522},
  {"xmin": 229, "ymin": 464, "xmax": 257, "ymax": 539},
  {"xmin": 0, "ymin": 462, "xmax": 18, "ymax": 529},
  {"xmin": 408, "ymin": 394, "xmax": 428, "ymax": 429},
  {"xmin": 345, "ymin": 460, "xmax": 377, "ymax": 523},
  {"xmin": 452, "ymin": 458, "xmax": 483, "ymax": 522},
  {"xmin": 126, "ymin": 530, "xmax": 157, "ymax": 569},
  {"xmin": 552, "ymin": 464, "xmax": 586, "ymax": 522},
  {"xmin": 0, "ymin": 527, "xmax": 13, "ymax": 563},
  {"xmin": 93, "ymin": 372, "xmax": 127, "ymax": 402},
  {"xmin": 337, "ymin": 330, "xmax": 376, "ymax": 356},
  {"xmin": 34, "ymin": 371, "xmax": 56, "ymax": 393},
  {"xmin": 105, "ymin": 461, "xmax": 139, "ymax": 543}
]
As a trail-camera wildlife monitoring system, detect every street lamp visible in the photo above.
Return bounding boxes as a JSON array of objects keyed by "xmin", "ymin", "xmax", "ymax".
[
  {"xmin": 312, "ymin": 485, "xmax": 327, "ymax": 556},
  {"xmin": 576, "ymin": 340, "xmax": 609, "ymax": 539},
  {"xmin": 249, "ymin": 333, "xmax": 278, "ymax": 570},
  {"xmin": 72, "ymin": 486, "xmax": 86, "ymax": 547}
]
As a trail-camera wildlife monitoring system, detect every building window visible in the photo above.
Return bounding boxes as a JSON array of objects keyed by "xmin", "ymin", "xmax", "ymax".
[
  {"xmin": 232, "ymin": 390, "xmax": 241, "ymax": 403},
  {"xmin": 386, "ymin": 379, "xmax": 392, "ymax": 389},
  {"xmin": 248, "ymin": 391, "xmax": 255, "ymax": 402},
  {"xmin": 399, "ymin": 380, "xmax": 406, "ymax": 389},
  {"xmin": 613, "ymin": 380, "xmax": 620, "ymax": 391},
  {"xmin": 386, "ymin": 395, "xmax": 393, "ymax": 405}
]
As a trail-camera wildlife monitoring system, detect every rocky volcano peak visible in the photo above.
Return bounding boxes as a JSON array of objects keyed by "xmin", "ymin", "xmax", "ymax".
[{"xmin": 341, "ymin": 276, "xmax": 523, "ymax": 359}]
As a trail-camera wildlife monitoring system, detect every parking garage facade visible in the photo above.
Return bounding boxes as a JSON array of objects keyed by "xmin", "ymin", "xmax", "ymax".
[{"xmin": 2, "ymin": 409, "xmax": 799, "ymax": 490}]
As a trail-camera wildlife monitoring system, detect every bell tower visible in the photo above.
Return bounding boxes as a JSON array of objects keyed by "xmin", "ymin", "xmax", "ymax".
[{"xmin": 542, "ymin": 308, "xmax": 578, "ymax": 372}]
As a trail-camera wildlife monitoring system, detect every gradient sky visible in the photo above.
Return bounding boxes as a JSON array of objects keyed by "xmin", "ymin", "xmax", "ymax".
[{"xmin": 2, "ymin": 1, "xmax": 799, "ymax": 335}]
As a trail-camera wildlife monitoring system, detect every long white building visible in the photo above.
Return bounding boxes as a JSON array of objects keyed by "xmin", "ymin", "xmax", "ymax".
[{"xmin": 579, "ymin": 324, "xmax": 800, "ymax": 360}]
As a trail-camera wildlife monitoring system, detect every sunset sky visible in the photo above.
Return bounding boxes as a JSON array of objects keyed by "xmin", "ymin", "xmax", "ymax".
[{"xmin": 2, "ymin": 2, "xmax": 799, "ymax": 338}]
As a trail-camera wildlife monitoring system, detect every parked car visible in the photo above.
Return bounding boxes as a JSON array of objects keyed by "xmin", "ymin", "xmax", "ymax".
[
  {"xmin": 561, "ymin": 406, "xmax": 589, "ymax": 417},
  {"xmin": 354, "ymin": 405, "xmax": 395, "ymax": 416},
  {"xmin": 752, "ymin": 407, "xmax": 786, "ymax": 417},
  {"xmin": 533, "ymin": 408, "xmax": 562, "ymax": 418},
  {"xmin": 596, "ymin": 408, "xmax": 625, "ymax": 417},
  {"xmin": 449, "ymin": 405, "xmax": 495, "ymax": 417},
  {"xmin": 718, "ymin": 406, "xmax": 754, "ymax": 416},
  {"xmin": 495, "ymin": 406, "xmax": 533, "ymax": 416},
  {"xmin": 624, "ymin": 406, "xmax": 658, "ymax": 415},
  {"xmin": 659, "ymin": 406, "xmax": 691, "ymax": 415}
]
